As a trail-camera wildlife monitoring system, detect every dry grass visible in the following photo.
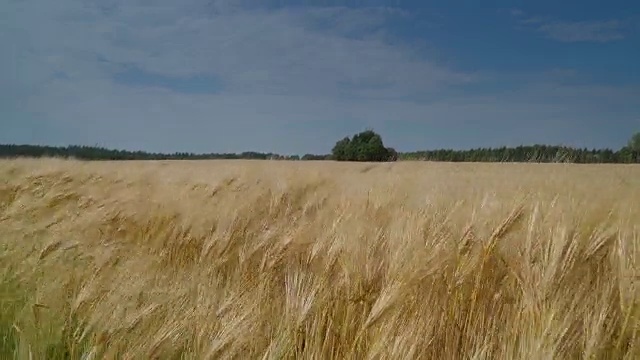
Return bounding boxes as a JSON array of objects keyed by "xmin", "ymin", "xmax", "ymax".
[{"xmin": 0, "ymin": 158, "xmax": 639, "ymax": 359}]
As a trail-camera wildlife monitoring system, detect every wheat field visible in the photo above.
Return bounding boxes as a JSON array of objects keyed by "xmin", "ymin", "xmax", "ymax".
[{"xmin": 0, "ymin": 158, "xmax": 638, "ymax": 359}]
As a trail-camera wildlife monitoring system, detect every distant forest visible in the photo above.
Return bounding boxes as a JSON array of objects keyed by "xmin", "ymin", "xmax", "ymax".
[{"xmin": 1, "ymin": 143, "xmax": 639, "ymax": 163}]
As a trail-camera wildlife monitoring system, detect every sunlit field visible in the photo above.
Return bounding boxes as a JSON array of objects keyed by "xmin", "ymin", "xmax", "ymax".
[{"xmin": 1, "ymin": 158, "xmax": 639, "ymax": 359}]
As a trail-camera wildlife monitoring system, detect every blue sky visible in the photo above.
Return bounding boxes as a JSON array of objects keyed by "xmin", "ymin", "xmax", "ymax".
[{"xmin": 1, "ymin": 0, "xmax": 639, "ymax": 154}]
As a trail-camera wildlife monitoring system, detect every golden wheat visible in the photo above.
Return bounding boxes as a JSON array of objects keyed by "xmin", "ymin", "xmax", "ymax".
[{"xmin": 0, "ymin": 158, "xmax": 639, "ymax": 359}]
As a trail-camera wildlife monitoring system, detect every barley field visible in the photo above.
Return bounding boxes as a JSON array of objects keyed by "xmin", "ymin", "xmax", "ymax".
[{"xmin": 0, "ymin": 158, "xmax": 638, "ymax": 359}]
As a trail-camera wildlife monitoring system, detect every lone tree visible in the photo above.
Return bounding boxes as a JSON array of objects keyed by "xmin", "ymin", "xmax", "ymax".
[{"xmin": 331, "ymin": 130, "xmax": 397, "ymax": 162}]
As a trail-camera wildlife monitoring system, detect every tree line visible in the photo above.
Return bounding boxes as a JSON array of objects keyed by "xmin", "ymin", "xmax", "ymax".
[
  {"xmin": 398, "ymin": 145, "xmax": 639, "ymax": 163},
  {"xmin": 1, "ymin": 131, "xmax": 638, "ymax": 163},
  {"xmin": 399, "ymin": 132, "xmax": 640, "ymax": 163},
  {"xmin": 0, "ymin": 144, "xmax": 338, "ymax": 161}
]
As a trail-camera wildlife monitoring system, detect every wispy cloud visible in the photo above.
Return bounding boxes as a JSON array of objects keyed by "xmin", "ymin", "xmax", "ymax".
[
  {"xmin": 510, "ymin": 10, "xmax": 626, "ymax": 43},
  {"xmin": 509, "ymin": 8, "xmax": 524, "ymax": 17},
  {"xmin": 535, "ymin": 19, "xmax": 625, "ymax": 43},
  {"xmin": 1, "ymin": 0, "xmax": 470, "ymax": 99}
]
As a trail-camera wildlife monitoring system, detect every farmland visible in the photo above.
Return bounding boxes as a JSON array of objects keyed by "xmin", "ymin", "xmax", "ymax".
[{"xmin": 1, "ymin": 158, "xmax": 639, "ymax": 359}]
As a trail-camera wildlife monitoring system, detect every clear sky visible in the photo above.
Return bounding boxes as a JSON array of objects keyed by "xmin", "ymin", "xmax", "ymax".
[{"xmin": 2, "ymin": 0, "xmax": 639, "ymax": 154}]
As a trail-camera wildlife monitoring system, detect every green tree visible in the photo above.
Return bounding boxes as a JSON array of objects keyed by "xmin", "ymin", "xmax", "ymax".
[
  {"xmin": 331, "ymin": 137, "xmax": 351, "ymax": 161},
  {"xmin": 626, "ymin": 132, "xmax": 640, "ymax": 163},
  {"xmin": 330, "ymin": 130, "xmax": 396, "ymax": 162}
]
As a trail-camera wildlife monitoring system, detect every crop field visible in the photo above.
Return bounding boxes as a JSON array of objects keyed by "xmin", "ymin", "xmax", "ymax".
[{"xmin": 0, "ymin": 158, "xmax": 639, "ymax": 359}]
